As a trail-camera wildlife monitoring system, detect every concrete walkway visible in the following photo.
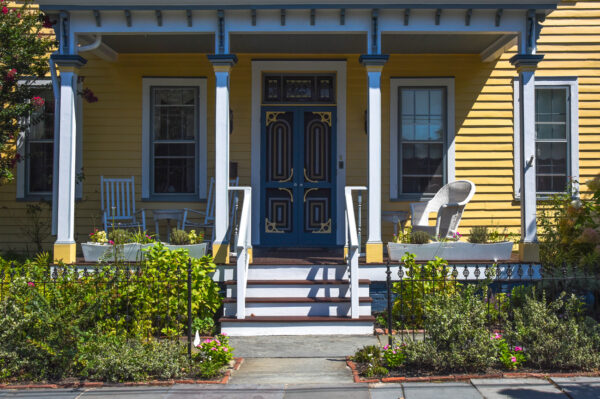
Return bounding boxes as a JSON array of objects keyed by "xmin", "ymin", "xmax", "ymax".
[{"xmin": 2, "ymin": 378, "xmax": 600, "ymax": 398}]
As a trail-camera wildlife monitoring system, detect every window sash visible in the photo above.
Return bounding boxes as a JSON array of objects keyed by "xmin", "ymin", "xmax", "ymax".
[
  {"xmin": 26, "ymin": 88, "xmax": 54, "ymax": 196},
  {"xmin": 150, "ymin": 86, "xmax": 199, "ymax": 196},
  {"xmin": 398, "ymin": 87, "xmax": 447, "ymax": 196}
]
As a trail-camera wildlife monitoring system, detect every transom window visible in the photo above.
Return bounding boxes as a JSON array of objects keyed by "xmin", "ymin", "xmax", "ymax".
[
  {"xmin": 399, "ymin": 87, "xmax": 446, "ymax": 195},
  {"xmin": 27, "ymin": 87, "xmax": 54, "ymax": 195},
  {"xmin": 535, "ymin": 87, "xmax": 569, "ymax": 193},
  {"xmin": 151, "ymin": 87, "xmax": 198, "ymax": 195}
]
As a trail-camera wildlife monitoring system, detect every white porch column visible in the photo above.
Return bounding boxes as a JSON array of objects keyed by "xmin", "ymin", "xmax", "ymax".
[
  {"xmin": 208, "ymin": 54, "xmax": 237, "ymax": 264},
  {"xmin": 510, "ymin": 54, "xmax": 544, "ymax": 261},
  {"xmin": 360, "ymin": 55, "xmax": 388, "ymax": 264},
  {"xmin": 52, "ymin": 55, "xmax": 87, "ymax": 264}
]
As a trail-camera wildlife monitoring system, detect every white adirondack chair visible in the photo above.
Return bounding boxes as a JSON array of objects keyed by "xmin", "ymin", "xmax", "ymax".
[
  {"xmin": 181, "ymin": 177, "xmax": 239, "ymax": 244},
  {"xmin": 101, "ymin": 176, "xmax": 146, "ymax": 232},
  {"xmin": 410, "ymin": 180, "xmax": 476, "ymax": 240}
]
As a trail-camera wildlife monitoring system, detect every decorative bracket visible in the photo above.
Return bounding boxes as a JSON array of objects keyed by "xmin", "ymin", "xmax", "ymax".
[
  {"xmin": 312, "ymin": 111, "xmax": 332, "ymax": 127},
  {"xmin": 313, "ymin": 219, "xmax": 332, "ymax": 234},
  {"xmin": 278, "ymin": 187, "xmax": 293, "ymax": 203},
  {"xmin": 265, "ymin": 218, "xmax": 284, "ymax": 233},
  {"xmin": 266, "ymin": 111, "xmax": 284, "ymax": 126}
]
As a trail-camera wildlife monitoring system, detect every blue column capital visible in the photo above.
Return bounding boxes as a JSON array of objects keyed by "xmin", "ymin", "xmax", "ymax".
[
  {"xmin": 51, "ymin": 54, "xmax": 87, "ymax": 69},
  {"xmin": 207, "ymin": 54, "xmax": 238, "ymax": 68},
  {"xmin": 510, "ymin": 54, "xmax": 544, "ymax": 71},
  {"xmin": 359, "ymin": 54, "xmax": 389, "ymax": 67}
]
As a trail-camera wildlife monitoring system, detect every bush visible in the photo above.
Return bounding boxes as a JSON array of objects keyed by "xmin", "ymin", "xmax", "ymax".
[
  {"xmin": 352, "ymin": 345, "xmax": 388, "ymax": 377},
  {"xmin": 506, "ymin": 290, "xmax": 600, "ymax": 371},
  {"xmin": 108, "ymin": 229, "xmax": 133, "ymax": 244},
  {"xmin": 170, "ymin": 229, "xmax": 191, "ymax": 245},
  {"xmin": 192, "ymin": 334, "xmax": 234, "ymax": 378},
  {"xmin": 410, "ymin": 230, "xmax": 431, "ymax": 244},
  {"xmin": 469, "ymin": 226, "xmax": 488, "ymax": 243}
]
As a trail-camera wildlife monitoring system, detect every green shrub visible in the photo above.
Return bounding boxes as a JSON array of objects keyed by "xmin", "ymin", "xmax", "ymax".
[
  {"xmin": 352, "ymin": 345, "xmax": 388, "ymax": 377},
  {"xmin": 170, "ymin": 229, "xmax": 191, "ymax": 245},
  {"xmin": 192, "ymin": 316, "xmax": 216, "ymax": 336},
  {"xmin": 403, "ymin": 285, "xmax": 497, "ymax": 373},
  {"xmin": 392, "ymin": 254, "xmax": 460, "ymax": 328},
  {"xmin": 468, "ymin": 226, "xmax": 488, "ymax": 243},
  {"xmin": 410, "ymin": 230, "xmax": 431, "ymax": 244},
  {"xmin": 192, "ymin": 334, "xmax": 234, "ymax": 378},
  {"xmin": 108, "ymin": 229, "xmax": 133, "ymax": 244},
  {"xmin": 506, "ymin": 290, "xmax": 600, "ymax": 370}
]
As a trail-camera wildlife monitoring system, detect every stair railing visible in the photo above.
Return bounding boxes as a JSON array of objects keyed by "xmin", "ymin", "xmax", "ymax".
[
  {"xmin": 229, "ymin": 186, "xmax": 252, "ymax": 320},
  {"xmin": 345, "ymin": 186, "xmax": 367, "ymax": 319}
]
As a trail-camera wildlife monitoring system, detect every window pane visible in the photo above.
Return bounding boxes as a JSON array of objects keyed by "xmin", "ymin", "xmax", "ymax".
[
  {"xmin": 415, "ymin": 90, "xmax": 429, "ymax": 115},
  {"xmin": 401, "ymin": 89, "xmax": 414, "ymax": 115},
  {"xmin": 154, "ymin": 143, "xmax": 195, "ymax": 157},
  {"xmin": 429, "ymin": 89, "xmax": 442, "ymax": 116},
  {"xmin": 536, "ymin": 88, "xmax": 567, "ymax": 139},
  {"xmin": 414, "ymin": 115, "xmax": 429, "ymax": 140},
  {"xmin": 536, "ymin": 142, "xmax": 567, "ymax": 174},
  {"xmin": 401, "ymin": 118, "xmax": 415, "ymax": 140},
  {"xmin": 154, "ymin": 158, "xmax": 195, "ymax": 194},
  {"xmin": 402, "ymin": 143, "xmax": 443, "ymax": 194},
  {"xmin": 28, "ymin": 142, "xmax": 53, "ymax": 193},
  {"xmin": 153, "ymin": 106, "xmax": 195, "ymax": 140}
]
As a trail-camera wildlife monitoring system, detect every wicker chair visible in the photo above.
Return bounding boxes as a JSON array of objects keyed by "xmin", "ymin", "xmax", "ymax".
[{"xmin": 410, "ymin": 180, "xmax": 476, "ymax": 240}]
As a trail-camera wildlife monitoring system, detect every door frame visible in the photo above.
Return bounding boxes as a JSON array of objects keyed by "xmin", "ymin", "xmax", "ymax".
[{"xmin": 251, "ymin": 60, "xmax": 347, "ymax": 246}]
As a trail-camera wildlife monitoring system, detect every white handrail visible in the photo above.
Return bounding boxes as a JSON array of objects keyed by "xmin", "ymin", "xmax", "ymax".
[
  {"xmin": 229, "ymin": 186, "xmax": 252, "ymax": 320},
  {"xmin": 345, "ymin": 186, "xmax": 367, "ymax": 319}
]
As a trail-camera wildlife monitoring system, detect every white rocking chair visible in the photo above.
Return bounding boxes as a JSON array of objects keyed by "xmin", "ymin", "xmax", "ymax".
[
  {"xmin": 410, "ymin": 180, "xmax": 476, "ymax": 240},
  {"xmin": 181, "ymin": 177, "xmax": 239, "ymax": 244},
  {"xmin": 101, "ymin": 176, "xmax": 146, "ymax": 232}
]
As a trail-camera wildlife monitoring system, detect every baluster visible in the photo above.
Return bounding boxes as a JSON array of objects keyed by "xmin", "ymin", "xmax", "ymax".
[{"xmin": 357, "ymin": 192, "xmax": 362, "ymax": 253}]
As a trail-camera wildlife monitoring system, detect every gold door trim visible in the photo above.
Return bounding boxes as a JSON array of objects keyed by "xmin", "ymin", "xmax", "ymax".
[
  {"xmin": 266, "ymin": 111, "xmax": 285, "ymax": 126},
  {"xmin": 312, "ymin": 111, "xmax": 332, "ymax": 127},
  {"xmin": 265, "ymin": 218, "xmax": 284, "ymax": 234},
  {"xmin": 313, "ymin": 218, "xmax": 332, "ymax": 234},
  {"xmin": 304, "ymin": 168, "xmax": 318, "ymax": 183},
  {"xmin": 303, "ymin": 187, "xmax": 318, "ymax": 203},
  {"xmin": 278, "ymin": 187, "xmax": 293, "ymax": 203},
  {"xmin": 278, "ymin": 168, "xmax": 294, "ymax": 183}
]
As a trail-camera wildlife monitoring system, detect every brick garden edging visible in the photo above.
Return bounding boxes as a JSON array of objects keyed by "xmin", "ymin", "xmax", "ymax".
[
  {"xmin": 346, "ymin": 357, "xmax": 600, "ymax": 384},
  {"xmin": 0, "ymin": 357, "xmax": 244, "ymax": 389}
]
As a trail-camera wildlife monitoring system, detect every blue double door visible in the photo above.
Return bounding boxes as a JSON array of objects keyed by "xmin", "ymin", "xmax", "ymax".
[{"xmin": 261, "ymin": 107, "xmax": 337, "ymax": 247}]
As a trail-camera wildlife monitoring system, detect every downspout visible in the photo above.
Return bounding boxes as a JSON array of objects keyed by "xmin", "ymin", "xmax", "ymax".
[
  {"xmin": 77, "ymin": 34, "xmax": 102, "ymax": 53},
  {"xmin": 50, "ymin": 53, "xmax": 60, "ymax": 236}
]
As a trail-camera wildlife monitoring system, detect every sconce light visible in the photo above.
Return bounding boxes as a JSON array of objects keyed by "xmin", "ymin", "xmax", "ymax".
[{"xmin": 229, "ymin": 109, "xmax": 234, "ymax": 135}]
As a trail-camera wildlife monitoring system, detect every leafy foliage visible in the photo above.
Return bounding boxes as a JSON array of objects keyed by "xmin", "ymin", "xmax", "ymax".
[
  {"xmin": 538, "ymin": 175, "xmax": 600, "ymax": 271},
  {"xmin": 0, "ymin": 0, "xmax": 55, "ymax": 184},
  {"xmin": 410, "ymin": 230, "xmax": 431, "ymax": 244},
  {"xmin": 192, "ymin": 334, "xmax": 233, "ymax": 378},
  {"xmin": 468, "ymin": 226, "xmax": 488, "ymax": 243}
]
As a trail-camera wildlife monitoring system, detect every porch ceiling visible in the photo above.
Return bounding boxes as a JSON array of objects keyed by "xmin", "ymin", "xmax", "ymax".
[
  {"xmin": 230, "ymin": 33, "xmax": 367, "ymax": 54},
  {"xmin": 382, "ymin": 33, "xmax": 507, "ymax": 54},
  {"xmin": 101, "ymin": 33, "xmax": 215, "ymax": 53}
]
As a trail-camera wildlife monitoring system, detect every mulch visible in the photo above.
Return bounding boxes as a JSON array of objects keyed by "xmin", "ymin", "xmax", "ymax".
[
  {"xmin": 0, "ymin": 357, "xmax": 243, "ymax": 389},
  {"xmin": 346, "ymin": 357, "xmax": 600, "ymax": 384}
]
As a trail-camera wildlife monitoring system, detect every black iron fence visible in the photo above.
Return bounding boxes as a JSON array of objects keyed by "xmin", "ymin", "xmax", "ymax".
[
  {"xmin": 384, "ymin": 261, "xmax": 600, "ymax": 345},
  {"xmin": 0, "ymin": 261, "xmax": 196, "ymax": 357}
]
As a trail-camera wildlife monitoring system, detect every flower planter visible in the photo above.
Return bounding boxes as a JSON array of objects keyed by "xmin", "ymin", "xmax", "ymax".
[
  {"xmin": 163, "ymin": 243, "xmax": 208, "ymax": 259},
  {"xmin": 387, "ymin": 241, "xmax": 513, "ymax": 262},
  {"xmin": 81, "ymin": 243, "xmax": 143, "ymax": 263}
]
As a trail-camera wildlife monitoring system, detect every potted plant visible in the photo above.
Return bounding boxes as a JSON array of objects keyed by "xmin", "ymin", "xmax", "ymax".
[
  {"xmin": 81, "ymin": 228, "xmax": 155, "ymax": 263},
  {"xmin": 163, "ymin": 229, "xmax": 208, "ymax": 259},
  {"xmin": 388, "ymin": 228, "xmax": 445, "ymax": 261},
  {"xmin": 437, "ymin": 226, "xmax": 514, "ymax": 261}
]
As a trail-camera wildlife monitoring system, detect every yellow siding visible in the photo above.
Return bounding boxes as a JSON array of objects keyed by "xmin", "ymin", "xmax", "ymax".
[{"xmin": 0, "ymin": 1, "xmax": 599, "ymax": 254}]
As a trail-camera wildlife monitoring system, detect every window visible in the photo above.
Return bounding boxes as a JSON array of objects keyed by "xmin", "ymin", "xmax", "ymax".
[
  {"xmin": 27, "ymin": 87, "xmax": 55, "ymax": 195},
  {"xmin": 390, "ymin": 78, "xmax": 455, "ymax": 200},
  {"xmin": 142, "ymin": 78, "xmax": 207, "ymax": 201},
  {"xmin": 513, "ymin": 77, "xmax": 578, "ymax": 198}
]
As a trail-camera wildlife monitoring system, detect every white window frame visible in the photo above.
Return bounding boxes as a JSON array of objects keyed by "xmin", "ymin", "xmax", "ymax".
[
  {"xmin": 513, "ymin": 77, "xmax": 579, "ymax": 199},
  {"xmin": 141, "ymin": 77, "xmax": 207, "ymax": 201},
  {"xmin": 16, "ymin": 79, "xmax": 83, "ymax": 201},
  {"xmin": 390, "ymin": 77, "xmax": 455, "ymax": 200}
]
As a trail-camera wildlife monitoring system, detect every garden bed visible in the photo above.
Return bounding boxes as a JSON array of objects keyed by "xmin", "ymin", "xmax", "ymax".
[
  {"xmin": 0, "ymin": 358, "xmax": 244, "ymax": 388},
  {"xmin": 346, "ymin": 357, "xmax": 600, "ymax": 383}
]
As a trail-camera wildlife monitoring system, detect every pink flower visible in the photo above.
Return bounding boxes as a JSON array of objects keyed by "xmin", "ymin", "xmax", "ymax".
[
  {"xmin": 2, "ymin": 6, "xmax": 8, "ymax": 14},
  {"xmin": 392, "ymin": 350, "xmax": 396, "ymax": 354},
  {"xmin": 215, "ymin": 339, "xmax": 221, "ymax": 345},
  {"xmin": 223, "ymin": 347, "xmax": 228, "ymax": 352},
  {"xmin": 108, "ymin": 240, "xmax": 115, "ymax": 245},
  {"xmin": 511, "ymin": 356, "xmax": 517, "ymax": 363},
  {"xmin": 5, "ymin": 68, "xmax": 17, "ymax": 82},
  {"xmin": 27, "ymin": 282, "xmax": 35, "ymax": 287},
  {"xmin": 32, "ymin": 96, "xmax": 45, "ymax": 108},
  {"xmin": 210, "ymin": 347, "xmax": 217, "ymax": 351},
  {"xmin": 515, "ymin": 346, "xmax": 522, "ymax": 352},
  {"xmin": 16, "ymin": 12, "xmax": 20, "ymax": 18},
  {"xmin": 492, "ymin": 333, "xmax": 502, "ymax": 340},
  {"xmin": 221, "ymin": 333, "xmax": 227, "ymax": 336},
  {"xmin": 204, "ymin": 339, "xmax": 212, "ymax": 344}
]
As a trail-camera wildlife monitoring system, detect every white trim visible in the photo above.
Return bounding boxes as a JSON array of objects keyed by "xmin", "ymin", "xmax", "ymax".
[
  {"xmin": 389, "ymin": 77, "xmax": 455, "ymax": 200},
  {"xmin": 251, "ymin": 60, "xmax": 347, "ymax": 246},
  {"xmin": 141, "ymin": 77, "xmax": 207, "ymax": 200},
  {"xmin": 513, "ymin": 77, "xmax": 579, "ymax": 199}
]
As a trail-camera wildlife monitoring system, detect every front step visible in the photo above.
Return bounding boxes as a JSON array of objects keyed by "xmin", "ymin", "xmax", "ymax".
[
  {"xmin": 220, "ymin": 315, "xmax": 376, "ymax": 336},
  {"xmin": 225, "ymin": 279, "xmax": 371, "ymax": 298},
  {"xmin": 223, "ymin": 297, "xmax": 373, "ymax": 317},
  {"xmin": 244, "ymin": 264, "xmax": 349, "ymax": 280}
]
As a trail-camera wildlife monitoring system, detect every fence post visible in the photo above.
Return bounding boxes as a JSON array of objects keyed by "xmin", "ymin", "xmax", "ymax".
[
  {"xmin": 187, "ymin": 258, "xmax": 192, "ymax": 359},
  {"xmin": 386, "ymin": 260, "xmax": 393, "ymax": 346}
]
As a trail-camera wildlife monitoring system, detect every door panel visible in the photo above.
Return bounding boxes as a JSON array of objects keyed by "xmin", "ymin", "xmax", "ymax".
[{"xmin": 261, "ymin": 107, "xmax": 336, "ymax": 247}]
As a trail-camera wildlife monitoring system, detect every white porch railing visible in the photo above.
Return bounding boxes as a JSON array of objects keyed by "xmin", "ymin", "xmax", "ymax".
[
  {"xmin": 228, "ymin": 186, "xmax": 252, "ymax": 320},
  {"xmin": 345, "ymin": 186, "xmax": 367, "ymax": 319}
]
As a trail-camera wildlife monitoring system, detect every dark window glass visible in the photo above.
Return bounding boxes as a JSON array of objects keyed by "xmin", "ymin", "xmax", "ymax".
[
  {"xmin": 535, "ymin": 88, "xmax": 568, "ymax": 193},
  {"xmin": 151, "ymin": 87, "xmax": 198, "ymax": 194},
  {"xmin": 27, "ymin": 88, "xmax": 54, "ymax": 194},
  {"xmin": 399, "ymin": 87, "xmax": 446, "ymax": 195}
]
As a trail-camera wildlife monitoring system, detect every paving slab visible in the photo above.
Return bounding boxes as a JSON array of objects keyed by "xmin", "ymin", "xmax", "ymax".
[
  {"xmin": 403, "ymin": 382, "xmax": 482, "ymax": 399},
  {"xmin": 284, "ymin": 384, "xmax": 369, "ymax": 399},
  {"xmin": 471, "ymin": 378, "xmax": 568, "ymax": 399},
  {"xmin": 167, "ymin": 384, "xmax": 285, "ymax": 399},
  {"xmin": 368, "ymin": 383, "xmax": 405, "ymax": 399},
  {"xmin": 551, "ymin": 377, "xmax": 600, "ymax": 399},
  {"xmin": 79, "ymin": 386, "xmax": 171, "ymax": 399},
  {"xmin": 229, "ymin": 335, "xmax": 380, "ymax": 358},
  {"xmin": 229, "ymin": 358, "xmax": 353, "ymax": 384},
  {"xmin": 0, "ymin": 389, "xmax": 83, "ymax": 399}
]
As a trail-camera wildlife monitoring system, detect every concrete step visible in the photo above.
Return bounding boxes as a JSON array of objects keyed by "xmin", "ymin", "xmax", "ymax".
[
  {"xmin": 245, "ymin": 264, "xmax": 349, "ymax": 280},
  {"xmin": 225, "ymin": 279, "xmax": 371, "ymax": 298},
  {"xmin": 223, "ymin": 297, "xmax": 372, "ymax": 317},
  {"xmin": 220, "ymin": 315, "xmax": 375, "ymax": 336}
]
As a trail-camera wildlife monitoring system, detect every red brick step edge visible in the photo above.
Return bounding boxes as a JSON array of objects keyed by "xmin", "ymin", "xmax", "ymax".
[
  {"xmin": 346, "ymin": 357, "xmax": 600, "ymax": 384},
  {"xmin": 0, "ymin": 358, "xmax": 244, "ymax": 389}
]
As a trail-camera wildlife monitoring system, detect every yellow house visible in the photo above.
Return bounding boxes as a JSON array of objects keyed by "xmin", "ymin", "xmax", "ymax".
[{"xmin": 1, "ymin": 0, "xmax": 598, "ymax": 333}]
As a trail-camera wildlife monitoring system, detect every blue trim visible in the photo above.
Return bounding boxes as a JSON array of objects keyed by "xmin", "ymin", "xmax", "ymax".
[
  {"xmin": 260, "ymin": 106, "xmax": 338, "ymax": 247},
  {"xmin": 40, "ymin": 4, "xmax": 560, "ymax": 11},
  {"xmin": 359, "ymin": 54, "xmax": 389, "ymax": 65},
  {"xmin": 50, "ymin": 54, "xmax": 87, "ymax": 67},
  {"xmin": 510, "ymin": 54, "xmax": 545, "ymax": 68},
  {"xmin": 207, "ymin": 54, "xmax": 238, "ymax": 65}
]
